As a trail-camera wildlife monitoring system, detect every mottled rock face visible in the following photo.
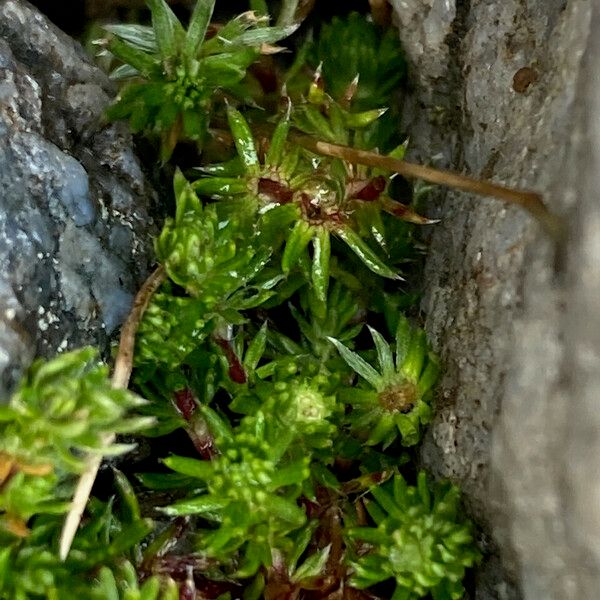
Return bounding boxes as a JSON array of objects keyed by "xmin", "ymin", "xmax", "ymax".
[
  {"xmin": 392, "ymin": 0, "xmax": 598, "ymax": 599},
  {"xmin": 0, "ymin": 0, "xmax": 158, "ymax": 398}
]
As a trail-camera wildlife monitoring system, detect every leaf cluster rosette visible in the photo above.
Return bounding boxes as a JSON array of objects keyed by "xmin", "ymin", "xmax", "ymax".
[
  {"xmin": 0, "ymin": 348, "xmax": 151, "ymax": 475},
  {"xmin": 347, "ymin": 472, "xmax": 481, "ymax": 600},
  {"xmin": 191, "ymin": 103, "xmax": 416, "ymax": 320},
  {"xmin": 161, "ymin": 410, "xmax": 310, "ymax": 577},
  {"xmin": 104, "ymin": 0, "xmax": 295, "ymax": 160},
  {"xmin": 330, "ymin": 317, "xmax": 440, "ymax": 448}
]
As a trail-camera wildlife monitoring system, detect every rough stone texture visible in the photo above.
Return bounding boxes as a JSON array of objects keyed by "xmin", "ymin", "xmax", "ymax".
[
  {"xmin": 392, "ymin": 0, "xmax": 597, "ymax": 598},
  {"xmin": 0, "ymin": 0, "xmax": 158, "ymax": 398}
]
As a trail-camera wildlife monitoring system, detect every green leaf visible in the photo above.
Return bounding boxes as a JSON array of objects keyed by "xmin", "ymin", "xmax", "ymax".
[
  {"xmin": 108, "ymin": 37, "xmax": 159, "ymax": 78},
  {"xmin": 96, "ymin": 567, "xmax": 119, "ymax": 600},
  {"xmin": 226, "ymin": 105, "xmax": 259, "ymax": 172},
  {"xmin": 104, "ymin": 24, "xmax": 157, "ymax": 53},
  {"xmin": 185, "ymin": 0, "xmax": 215, "ymax": 60},
  {"xmin": 192, "ymin": 177, "xmax": 247, "ymax": 198},
  {"xmin": 394, "ymin": 412, "xmax": 421, "ymax": 446},
  {"xmin": 161, "ymin": 495, "xmax": 228, "ymax": 517},
  {"xmin": 249, "ymin": 0, "xmax": 269, "ymax": 15},
  {"xmin": 311, "ymin": 228, "xmax": 330, "ymax": 304},
  {"xmin": 346, "ymin": 526, "xmax": 388, "ymax": 545},
  {"xmin": 417, "ymin": 356, "xmax": 440, "ymax": 395},
  {"xmin": 395, "ymin": 316, "xmax": 412, "ymax": 370},
  {"xmin": 199, "ymin": 405, "xmax": 232, "ymax": 443},
  {"xmin": 113, "ymin": 469, "xmax": 141, "ymax": 523},
  {"xmin": 265, "ymin": 112, "xmax": 291, "ymax": 169},
  {"xmin": 401, "ymin": 327, "xmax": 427, "ymax": 382},
  {"xmin": 194, "ymin": 157, "xmax": 244, "ymax": 177},
  {"xmin": 327, "ymin": 337, "xmax": 382, "ymax": 389},
  {"xmin": 417, "ymin": 471, "xmax": 432, "ymax": 510},
  {"xmin": 282, "ymin": 220, "xmax": 313, "ymax": 273},
  {"xmin": 368, "ymin": 326, "xmax": 395, "ymax": 380},
  {"xmin": 163, "ymin": 455, "xmax": 214, "ymax": 480},
  {"xmin": 370, "ymin": 485, "xmax": 402, "ymax": 519},
  {"xmin": 344, "ymin": 107, "xmax": 388, "ymax": 129},
  {"xmin": 235, "ymin": 23, "xmax": 297, "ymax": 47},
  {"xmin": 244, "ymin": 322, "xmax": 268, "ymax": 372},
  {"xmin": 147, "ymin": 0, "xmax": 185, "ymax": 62},
  {"xmin": 267, "ymin": 496, "xmax": 306, "ymax": 526},
  {"xmin": 336, "ymin": 227, "xmax": 401, "ymax": 280},
  {"xmin": 200, "ymin": 52, "xmax": 256, "ymax": 85},
  {"xmin": 136, "ymin": 472, "xmax": 198, "ymax": 490},
  {"xmin": 182, "ymin": 108, "xmax": 208, "ymax": 140},
  {"xmin": 366, "ymin": 412, "xmax": 395, "ymax": 446},
  {"xmin": 0, "ymin": 546, "xmax": 11, "ymax": 591},
  {"xmin": 291, "ymin": 545, "xmax": 331, "ymax": 583}
]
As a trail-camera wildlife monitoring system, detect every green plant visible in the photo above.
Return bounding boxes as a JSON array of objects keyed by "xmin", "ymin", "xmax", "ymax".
[
  {"xmin": 330, "ymin": 317, "xmax": 439, "ymax": 447},
  {"xmin": 2, "ymin": 4, "xmax": 491, "ymax": 599},
  {"xmin": 0, "ymin": 351, "xmax": 167, "ymax": 599},
  {"xmin": 347, "ymin": 472, "xmax": 481, "ymax": 600},
  {"xmin": 104, "ymin": 0, "xmax": 295, "ymax": 160}
]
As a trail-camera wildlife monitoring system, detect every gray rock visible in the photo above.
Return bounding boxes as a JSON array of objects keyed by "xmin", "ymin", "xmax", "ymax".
[
  {"xmin": 0, "ymin": 0, "xmax": 158, "ymax": 398},
  {"xmin": 392, "ymin": 0, "xmax": 598, "ymax": 598}
]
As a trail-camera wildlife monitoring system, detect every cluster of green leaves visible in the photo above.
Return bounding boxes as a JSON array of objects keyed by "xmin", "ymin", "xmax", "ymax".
[
  {"xmin": 0, "ymin": 4, "xmax": 482, "ymax": 599},
  {"xmin": 0, "ymin": 350, "xmax": 175, "ymax": 599},
  {"xmin": 347, "ymin": 473, "xmax": 480, "ymax": 600},
  {"xmin": 104, "ymin": 0, "xmax": 295, "ymax": 160}
]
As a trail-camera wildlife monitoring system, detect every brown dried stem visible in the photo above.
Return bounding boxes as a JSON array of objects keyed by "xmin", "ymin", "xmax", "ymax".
[
  {"xmin": 59, "ymin": 265, "xmax": 166, "ymax": 560},
  {"xmin": 290, "ymin": 133, "xmax": 564, "ymax": 240}
]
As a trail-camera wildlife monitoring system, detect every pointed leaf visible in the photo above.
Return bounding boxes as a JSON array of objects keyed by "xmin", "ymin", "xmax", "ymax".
[
  {"xmin": 185, "ymin": 0, "xmax": 215, "ymax": 59},
  {"xmin": 226, "ymin": 105, "xmax": 259, "ymax": 171},
  {"xmin": 401, "ymin": 327, "xmax": 427, "ymax": 382},
  {"xmin": 104, "ymin": 24, "xmax": 157, "ymax": 53},
  {"xmin": 108, "ymin": 37, "xmax": 159, "ymax": 78},
  {"xmin": 327, "ymin": 337, "xmax": 382, "ymax": 389},
  {"xmin": 395, "ymin": 316, "xmax": 412, "ymax": 370},
  {"xmin": 235, "ymin": 24, "xmax": 298, "ymax": 47},
  {"xmin": 311, "ymin": 228, "xmax": 330, "ymax": 304},
  {"xmin": 291, "ymin": 545, "xmax": 331, "ymax": 583},
  {"xmin": 282, "ymin": 220, "xmax": 313, "ymax": 273},
  {"xmin": 161, "ymin": 495, "xmax": 228, "ymax": 517},
  {"xmin": 336, "ymin": 227, "xmax": 401, "ymax": 279},
  {"xmin": 344, "ymin": 107, "xmax": 388, "ymax": 129},
  {"xmin": 163, "ymin": 455, "xmax": 213, "ymax": 480},
  {"xmin": 265, "ymin": 111, "xmax": 291, "ymax": 168},
  {"xmin": 199, "ymin": 405, "xmax": 232, "ymax": 443},
  {"xmin": 365, "ymin": 412, "xmax": 395, "ymax": 446},
  {"xmin": 244, "ymin": 322, "xmax": 268, "ymax": 372},
  {"xmin": 368, "ymin": 326, "xmax": 395, "ymax": 379},
  {"xmin": 147, "ymin": 0, "xmax": 185, "ymax": 62},
  {"xmin": 370, "ymin": 484, "xmax": 402, "ymax": 519},
  {"xmin": 192, "ymin": 177, "xmax": 247, "ymax": 198}
]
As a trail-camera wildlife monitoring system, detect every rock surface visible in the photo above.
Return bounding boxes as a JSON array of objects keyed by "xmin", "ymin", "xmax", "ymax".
[
  {"xmin": 0, "ymin": 0, "xmax": 158, "ymax": 398},
  {"xmin": 392, "ymin": 0, "xmax": 598, "ymax": 598}
]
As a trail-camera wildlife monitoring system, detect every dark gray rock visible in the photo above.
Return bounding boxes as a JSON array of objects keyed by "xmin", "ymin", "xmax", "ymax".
[
  {"xmin": 391, "ymin": 0, "xmax": 597, "ymax": 598},
  {"xmin": 0, "ymin": 0, "xmax": 158, "ymax": 398}
]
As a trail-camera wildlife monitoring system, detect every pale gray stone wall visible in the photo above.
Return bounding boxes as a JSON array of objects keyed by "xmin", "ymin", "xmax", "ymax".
[{"xmin": 392, "ymin": 0, "xmax": 598, "ymax": 597}]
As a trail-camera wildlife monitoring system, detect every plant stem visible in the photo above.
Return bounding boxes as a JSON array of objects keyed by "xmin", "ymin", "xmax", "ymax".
[
  {"xmin": 291, "ymin": 134, "xmax": 564, "ymax": 240},
  {"xmin": 59, "ymin": 265, "xmax": 166, "ymax": 560}
]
